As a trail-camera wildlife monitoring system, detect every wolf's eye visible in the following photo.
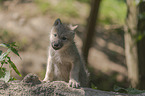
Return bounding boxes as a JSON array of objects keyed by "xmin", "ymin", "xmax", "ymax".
[
  {"xmin": 62, "ymin": 37, "xmax": 67, "ymax": 40},
  {"xmin": 54, "ymin": 34, "xmax": 57, "ymax": 37}
]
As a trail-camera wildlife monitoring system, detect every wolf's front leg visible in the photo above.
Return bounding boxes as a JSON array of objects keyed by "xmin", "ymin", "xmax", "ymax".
[
  {"xmin": 69, "ymin": 61, "xmax": 80, "ymax": 88},
  {"xmin": 43, "ymin": 57, "xmax": 54, "ymax": 82}
]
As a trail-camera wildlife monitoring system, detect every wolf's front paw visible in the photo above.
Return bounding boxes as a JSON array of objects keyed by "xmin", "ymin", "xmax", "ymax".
[
  {"xmin": 42, "ymin": 78, "xmax": 50, "ymax": 83},
  {"xmin": 69, "ymin": 79, "xmax": 80, "ymax": 88},
  {"xmin": 42, "ymin": 80, "xmax": 50, "ymax": 83}
]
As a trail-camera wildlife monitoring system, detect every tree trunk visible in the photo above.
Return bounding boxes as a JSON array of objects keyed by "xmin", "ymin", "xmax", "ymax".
[
  {"xmin": 82, "ymin": 0, "xmax": 101, "ymax": 64},
  {"xmin": 137, "ymin": 1, "xmax": 145, "ymax": 89},
  {"xmin": 125, "ymin": 0, "xmax": 139, "ymax": 88},
  {"xmin": 125, "ymin": 0, "xmax": 145, "ymax": 89}
]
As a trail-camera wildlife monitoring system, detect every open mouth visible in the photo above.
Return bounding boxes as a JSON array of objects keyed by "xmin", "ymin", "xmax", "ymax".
[
  {"xmin": 52, "ymin": 46, "xmax": 61, "ymax": 50},
  {"xmin": 51, "ymin": 43, "xmax": 62, "ymax": 50}
]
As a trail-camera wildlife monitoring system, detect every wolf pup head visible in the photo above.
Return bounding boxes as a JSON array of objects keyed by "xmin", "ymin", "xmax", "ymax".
[{"xmin": 50, "ymin": 18, "xmax": 78, "ymax": 50}]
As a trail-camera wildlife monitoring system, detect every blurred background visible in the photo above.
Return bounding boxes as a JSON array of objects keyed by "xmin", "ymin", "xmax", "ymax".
[{"xmin": 0, "ymin": 0, "xmax": 138, "ymax": 91}]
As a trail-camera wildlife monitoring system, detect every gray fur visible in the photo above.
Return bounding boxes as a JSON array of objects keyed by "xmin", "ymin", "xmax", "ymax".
[{"xmin": 43, "ymin": 19, "xmax": 88, "ymax": 87}]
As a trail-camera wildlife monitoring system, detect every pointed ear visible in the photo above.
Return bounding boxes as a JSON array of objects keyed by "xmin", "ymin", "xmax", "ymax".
[
  {"xmin": 54, "ymin": 18, "xmax": 62, "ymax": 26},
  {"xmin": 69, "ymin": 24, "xmax": 78, "ymax": 30}
]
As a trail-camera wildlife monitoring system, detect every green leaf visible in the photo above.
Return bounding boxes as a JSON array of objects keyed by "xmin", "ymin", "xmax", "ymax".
[
  {"xmin": 91, "ymin": 83, "xmax": 97, "ymax": 89},
  {"xmin": 0, "ymin": 69, "xmax": 10, "ymax": 82},
  {"xmin": 2, "ymin": 42, "xmax": 16, "ymax": 48},
  {"xmin": 10, "ymin": 47, "xmax": 21, "ymax": 59},
  {"xmin": 5, "ymin": 62, "xmax": 8, "ymax": 64},
  {"xmin": 8, "ymin": 42, "xmax": 21, "ymax": 59},
  {"xmin": 0, "ymin": 68, "xmax": 6, "ymax": 78},
  {"xmin": 0, "ymin": 42, "xmax": 21, "ymax": 59},
  {"xmin": 1, "ymin": 61, "xmax": 5, "ymax": 65},
  {"xmin": 0, "ymin": 49, "xmax": 11, "ymax": 62},
  {"xmin": 10, "ymin": 42, "xmax": 17, "ymax": 47},
  {"xmin": 114, "ymin": 85, "xmax": 126, "ymax": 92},
  {"xmin": 0, "ymin": 42, "xmax": 16, "ymax": 48},
  {"xmin": 0, "ymin": 52, "xmax": 9, "ymax": 62},
  {"xmin": 0, "ymin": 43, "xmax": 9, "ymax": 48},
  {"xmin": 8, "ymin": 77, "xmax": 17, "ymax": 82},
  {"xmin": 7, "ymin": 57, "xmax": 22, "ymax": 77},
  {"xmin": 0, "ymin": 50, "xmax": 2, "ymax": 55}
]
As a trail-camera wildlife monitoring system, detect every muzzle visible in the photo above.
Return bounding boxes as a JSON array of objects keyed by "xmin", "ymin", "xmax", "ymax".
[{"xmin": 51, "ymin": 41, "xmax": 63, "ymax": 50}]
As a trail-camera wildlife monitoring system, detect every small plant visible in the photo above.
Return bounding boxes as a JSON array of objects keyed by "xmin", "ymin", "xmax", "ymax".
[
  {"xmin": 0, "ymin": 42, "xmax": 21, "ymax": 82},
  {"xmin": 114, "ymin": 85, "xmax": 145, "ymax": 94},
  {"xmin": 91, "ymin": 83, "xmax": 97, "ymax": 90}
]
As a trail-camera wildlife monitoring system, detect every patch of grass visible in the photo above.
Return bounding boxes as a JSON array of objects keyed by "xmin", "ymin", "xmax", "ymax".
[
  {"xmin": 76, "ymin": 0, "xmax": 90, "ymax": 3},
  {"xmin": 34, "ymin": 0, "xmax": 51, "ymax": 14},
  {"xmin": 99, "ymin": 0, "xmax": 127, "ymax": 25},
  {"xmin": 34, "ymin": 0, "xmax": 79, "ymax": 17},
  {"xmin": 53, "ymin": 0, "xmax": 79, "ymax": 17},
  {"xmin": 35, "ymin": 0, "xmax": 127, "ymax": 25}
]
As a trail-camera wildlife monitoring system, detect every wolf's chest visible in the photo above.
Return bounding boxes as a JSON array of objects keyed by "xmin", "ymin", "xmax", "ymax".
[
  {"xmin": 52, "ymin": 52, "xmax": 72, "ymax": 63},
  {"xmin": 50, "ymin": 51, "xmax": 73, "ymax": 81},
  {"xmin": 53, "ymin": 61, "xmax": 72, "ymax": 81}
]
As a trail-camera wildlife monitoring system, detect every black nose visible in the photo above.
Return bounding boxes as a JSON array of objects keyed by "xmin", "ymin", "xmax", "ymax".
[
  {"xmin": 54, "ymin": 43, "xmax": 59, "ymax": 47},
  {"xmin": 52, "ymin": 42, "xmax": 63, "ymax": 50}
]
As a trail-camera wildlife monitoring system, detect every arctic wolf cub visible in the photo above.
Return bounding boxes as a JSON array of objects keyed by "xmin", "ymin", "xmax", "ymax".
[{"xmin": 43, "ymin": 18, "xmax": 88, "ymax": 88}]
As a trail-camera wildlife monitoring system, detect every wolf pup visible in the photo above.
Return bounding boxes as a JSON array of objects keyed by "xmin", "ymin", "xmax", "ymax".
[{"xmin": 43, "ymin": 18, "xmax": 88, "ymax": 88}]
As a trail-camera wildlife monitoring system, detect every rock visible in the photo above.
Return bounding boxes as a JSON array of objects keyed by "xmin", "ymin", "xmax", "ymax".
[
  {"xmin": 21, "ymin": 73, "xmax": 41, "ymax": 86},
  {"xmin": 0, "ymin": 74, "xmax": 144, "ymax": 96},
  {"xmin": 0, "ymin": 80, "xmax": 9, "ymax": 90}
]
